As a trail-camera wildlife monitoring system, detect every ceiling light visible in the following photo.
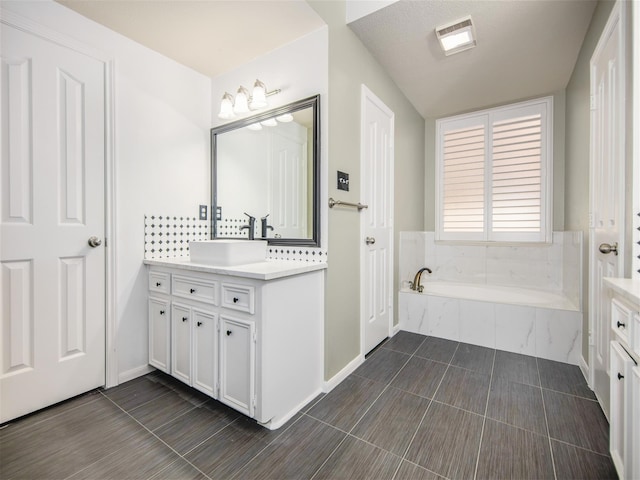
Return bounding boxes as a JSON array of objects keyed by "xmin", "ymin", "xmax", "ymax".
[
  {"xmin": 435, "ymin": 16, "xmax": 476, "ymax": 56},
  {"xmin": 247, "ymin": 123, "xmax": 262, "ymax": 131}
]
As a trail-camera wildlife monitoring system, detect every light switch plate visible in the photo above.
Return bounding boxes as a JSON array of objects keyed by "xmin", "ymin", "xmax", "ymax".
[{"xmin": 337, "ymin": 171, "xmax": 349, "ymax": 191}]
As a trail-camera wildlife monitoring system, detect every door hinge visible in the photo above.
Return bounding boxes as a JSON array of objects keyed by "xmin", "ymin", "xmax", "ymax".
[
  {"xmin": 253, "ymin": 395, "xmax": 257, "ymax": 409},
  {"xmin": 216, "ymin": 382, "xmax": 220, "ymax": 396},
  {"xmin": 253, "ymin": 330, "xmax": 257, "ymax": 343}
]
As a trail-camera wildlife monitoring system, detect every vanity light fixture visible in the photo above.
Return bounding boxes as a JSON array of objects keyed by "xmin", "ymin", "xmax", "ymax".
[
  {"xmin": 218, "ymin": 92, "xmax": 235, "ymax": 119},
  {"xmin": 234, "ymin": 86, "xmax": 251, "ymax": 114},
  {"xmin": 217, "ymin": 78, "xmax": 282, "ymax": 120},
  {"xmin": 260, "ymin": 118, "xmax": 278, "ymax": 127},
  {"xmin": 435, "ymin": 16, "xmax": 476, "ymax": 56},
  {"xmin": 276, "ymin": 113, "xmax": 293, "ymax": 123}
]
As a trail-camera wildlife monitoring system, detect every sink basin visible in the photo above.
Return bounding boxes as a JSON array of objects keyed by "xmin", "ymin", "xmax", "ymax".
[{"xmin": 188, "ymin": 239, "xmax": 267, "ymax": 266}]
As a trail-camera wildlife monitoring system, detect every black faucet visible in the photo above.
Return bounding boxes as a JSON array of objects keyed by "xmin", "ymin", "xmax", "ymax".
[
  {"xmin": 240, "ymin": 212, "xmax": 255, "ymax": 240},
  {"xmin": 261, "ymin": 214, "xmax": 274, "ymax": 239}
]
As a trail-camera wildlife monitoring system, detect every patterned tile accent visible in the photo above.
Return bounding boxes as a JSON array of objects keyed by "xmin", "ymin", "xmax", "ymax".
[
  {"xmin": 216, "ymin": 217, "xmax": 256, "ymax": 239},
  {"xmin": 144, "ymin": 215, "xmax": 209, "ymax": 260},
  {"xmin": 267, "ymin": 246, "xmax": 328, "ymax": 263}
]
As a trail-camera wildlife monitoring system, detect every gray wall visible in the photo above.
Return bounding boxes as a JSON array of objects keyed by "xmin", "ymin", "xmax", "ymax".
[
  {"xmin": 565, "ymin": 0, "xmax": 615, "ymax": 361},
  {"xmin": 309, "ymin": 0, "xmax": 425, "ymax": 379}
]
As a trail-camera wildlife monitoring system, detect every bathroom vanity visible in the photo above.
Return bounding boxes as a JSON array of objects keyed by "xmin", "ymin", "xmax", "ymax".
[
  {"xmin": 144, "ymin": 257, "xmax": 326, "ymax": 429},
  {"xmin": 604, "ymin": 278, "xmax": 640, "ymax": 480}
]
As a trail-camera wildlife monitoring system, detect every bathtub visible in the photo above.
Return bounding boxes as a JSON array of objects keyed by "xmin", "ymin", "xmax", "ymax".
[{"xmin": 399, "ymin": 282, "xmax": 582, "ymax": 365}]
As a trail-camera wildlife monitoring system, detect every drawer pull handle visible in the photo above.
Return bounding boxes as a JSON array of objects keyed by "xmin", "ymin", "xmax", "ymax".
[
  {"xmin": 618, "ymin": 372, "xmax": 624, "ymax": 380},
  {"xmin": 197, "ymin": 321, "xmax": 203, "ymax": 327},
  {"xmin": 617, "ymin": 321, "xmax": 626, "ymax": 328},
  {"xmin": 159, "ymin": 310, "xmax": 165, "ymax": 315},
  {"xmin": 156, "ymin": 282, "xmax": 161, "ymax": 287},
  {"xmin": 182, "ymin": 316, "xmax": 188, "ymax": 322},
  {"xmin": 233, "ymin": 297, "xmax": 239, "ymax": 303},
  {"xmin": 190, "ymin": 288, "xmax": 196, "ymax": 294},
  {"xmin": 226, "ymin": 330, "xmax": 232, "ymax": 336}
]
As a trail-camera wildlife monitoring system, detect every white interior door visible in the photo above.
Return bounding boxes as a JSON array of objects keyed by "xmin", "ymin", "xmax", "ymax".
[
  {"xmin": 589, "ymin": 1, "xmax": 626, "ymax": 418},
  {"xmin": 269, "ymin": 127, "xmax": 308, "ymax": 239},
  {"xmin": 1, "ymin": 24, "xmax": 106, "ymax": 422},
  {"xmin": 361, "ymin": 85, "xmax": 394, "ymax": 355}
]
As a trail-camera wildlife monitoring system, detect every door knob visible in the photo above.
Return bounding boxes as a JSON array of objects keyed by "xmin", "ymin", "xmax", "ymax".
[
  {"xmin": 365, "ymin": 237, "xmax": 376, "ymax": 245},
  {"xmin": 88, "ymin": 236, "xmax": 102, "ymax": 248},
  {"xmin": 598, "ymin": 242, "xmax": 618, "ymax": 255}
]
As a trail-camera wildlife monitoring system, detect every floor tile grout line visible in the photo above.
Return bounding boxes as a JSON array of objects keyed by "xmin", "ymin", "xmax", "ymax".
[
  {"xmin": 472, "ymin": 349, "xmax": 496, "ymax": 480},
  {"xmin": 227, "ymin": 412, "xmax": 307, "ymax": 480},
  {"xmin": 95, "ymin": 390, "xmax": 214, "ymax": 480},
  {"xmin": 549, "ymin": 437, "xmax": 616, "ymax": 458},
  {"xmin": 537, "ymin": 357, "xmax": 558, "ymax": 480}
]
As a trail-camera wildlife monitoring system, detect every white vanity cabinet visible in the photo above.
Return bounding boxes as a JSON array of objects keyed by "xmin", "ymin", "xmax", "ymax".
[
  {"xmin": 145, "ymin": 259, "xmax": 325, "ymax": 429},
  {"xmin": 604, "ymin": 278, "xmax": 640, "ymax": 480}
]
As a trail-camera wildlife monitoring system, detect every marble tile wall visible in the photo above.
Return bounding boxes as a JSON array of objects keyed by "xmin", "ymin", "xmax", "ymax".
[
  {"xmin": 399, "ymin": 231, "xmax": 583, "ymax": 304},
  {"xmin": 399, "ymin": 291, "xmax": 582, "ymax": 365}
]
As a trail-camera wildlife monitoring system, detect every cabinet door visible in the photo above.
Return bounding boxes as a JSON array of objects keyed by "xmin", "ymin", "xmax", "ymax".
[
  {"xmin": 632, "ymin": 366, "xmax": 640, "ymax": 480},
  {"xmin": 192, "ymin": 308, "xmax": 217, "ymax": 398},
  {"xmin": 610, "ymin": 341, "xmax": 634, "ymax": 478},
  {"xmin": 149, "ymin": 297, "xmax": 170, "ymax": 373},
  {"xmin": 219, "ymin": 316, "xmax": 255, "ymax": 417},
  {"xmin": 171, "ymin": 303, "xmax": 192, "ymax": 385}
]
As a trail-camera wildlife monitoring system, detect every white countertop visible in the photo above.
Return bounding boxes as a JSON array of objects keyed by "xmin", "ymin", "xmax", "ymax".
[
  {"xmin": 144, "ymin": 257, "xmax": 327, "ymax": 281},
  {"xmin": 604, "ymin": 277, "xmax": 640, "ymax": 305}
]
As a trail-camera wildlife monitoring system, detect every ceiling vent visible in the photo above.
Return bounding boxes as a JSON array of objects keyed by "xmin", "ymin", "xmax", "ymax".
[{"xmin": 435, "ymin": 16, "xmax": 476, "ymax": 56}]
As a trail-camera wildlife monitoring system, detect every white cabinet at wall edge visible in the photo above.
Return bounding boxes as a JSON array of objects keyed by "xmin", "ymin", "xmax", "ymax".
[{"xmin": 146, "ymin": 265, "xmax": 324, "ymax": 429}]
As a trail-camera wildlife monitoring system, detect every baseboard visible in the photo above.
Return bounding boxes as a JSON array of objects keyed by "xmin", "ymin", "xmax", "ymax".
[
  {"xmin": 323, "ymin": 354, "xmax": 364, "ymax": 393},
  {"xmin": 392, "ymin": 323, "xmax": 401, "ymax": 335},
  {"xmin": 579, "ymin": 354, "xmax": 590, "ymax": 387},
  {"xmin": 118, "ymin": 364, "xmax": 155, "ymax": 385}
]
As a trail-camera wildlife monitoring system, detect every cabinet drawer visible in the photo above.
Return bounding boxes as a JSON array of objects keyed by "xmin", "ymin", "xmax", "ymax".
[
  {"xmin": 612, "ymin": 298, "xmax": 632, "ymax": 344},
  {"xmin": 221, "ymin": 283, "xmax": 255, "ymax": 314},
  {"xmin": 172, "ymin": 275, "xmax": 218, "ymax": 305},
  {"xmin": 149, "ymin": 272, "xmax": 170, "ymax": 295}
]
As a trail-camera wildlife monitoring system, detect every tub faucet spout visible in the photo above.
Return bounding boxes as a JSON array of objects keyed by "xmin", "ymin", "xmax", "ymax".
[{"xmin": 410, "ymin": 267, "xmax": 432, "ymax": 293}]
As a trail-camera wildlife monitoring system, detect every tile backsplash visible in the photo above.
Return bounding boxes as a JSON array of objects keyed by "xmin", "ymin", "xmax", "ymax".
[{"xmin": 144, "ymin": 214, "xmax": 209, "ymax": 260}]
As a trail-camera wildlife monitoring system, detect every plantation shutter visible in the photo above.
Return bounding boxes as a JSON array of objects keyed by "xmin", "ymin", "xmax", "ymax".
[
  {"xmin": 491, "ymin": 113, "xmax": 542, "ymax": 235},
  {"xmin": 441, "ymin": 123, "xmax": 486, "ymax": 236},
  {"xmin": 436, "ymin": 97, "xmax": 551, "ymax": 243}
]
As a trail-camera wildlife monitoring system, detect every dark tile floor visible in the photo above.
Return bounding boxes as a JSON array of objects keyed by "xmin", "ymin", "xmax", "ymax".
[{"xmin": 0, "ymin": 331, "xmax": 618, "ymax": 480}]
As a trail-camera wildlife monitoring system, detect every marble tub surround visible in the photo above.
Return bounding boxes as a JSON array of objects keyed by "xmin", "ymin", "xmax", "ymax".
[
  {"xmin": 399, "ymin": 289, "xmax": 582, "ymax": 365},
  {"xmin": 398, "ymin": 231, "xmax": 583, "ymax": 365},
  {"xmin": 399, "ymin": 231, "xmax": 582, "ymax": 307}
]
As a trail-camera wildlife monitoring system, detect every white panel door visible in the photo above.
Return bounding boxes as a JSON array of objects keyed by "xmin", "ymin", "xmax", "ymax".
[
  {"xmin": 171, "ymin": 303, "xmax": 192, "ymax": 385},
  {"xmin": 269, "ymin": 127, "xmax": 308, "ymax": 239},
  {"xmin": 361, "ymin": 85, "xmax": 394, "ymax": 354},
  {"xmin": 589, "ymin": 2, "xmax": 626, "ymax": 418},
  {"xmin": 192, "ymin": 307, "xmax": 217, "ymax": 398},
  {"xmin": 1, "ymin": 25, "xmax": 106, "ymax": 422}
]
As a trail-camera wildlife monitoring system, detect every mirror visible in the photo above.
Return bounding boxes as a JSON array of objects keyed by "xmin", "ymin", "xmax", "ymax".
[{"xmin": 211, "ymin": 95, "xmax": 320, "ymax": 247}]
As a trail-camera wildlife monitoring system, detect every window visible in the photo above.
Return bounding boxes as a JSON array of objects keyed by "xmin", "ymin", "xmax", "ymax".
[{"xmin": 436, "ymin": 97, "xmax": 552, "ymax": 243}]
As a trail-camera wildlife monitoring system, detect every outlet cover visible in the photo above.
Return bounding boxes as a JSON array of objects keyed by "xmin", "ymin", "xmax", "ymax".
[{"xmin": 199, "ymin": 205, "xmax": 207, "ymax": 220}]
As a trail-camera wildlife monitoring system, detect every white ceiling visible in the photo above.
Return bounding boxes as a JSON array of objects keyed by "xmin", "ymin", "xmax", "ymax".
[
  {"xmin": 349, "ymin": 0, "xmax": 597, "ymax": 117},
  {"xmin": 57, "ymin": 0, "xmax": 597, "ymax": 119},
  {"xmin": 56, "ymin": 0, "xmax": 326, "ymax": 78}
]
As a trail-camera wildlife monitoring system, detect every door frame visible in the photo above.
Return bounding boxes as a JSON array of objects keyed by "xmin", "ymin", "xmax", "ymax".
[
  {"xmin": 588, "ymin": 0, "xmax": 626, "ymax": 390},
  {"xmin": 1, "ymin": 9, "xmax": 118, "ymax": 388},
  {"xmin": 359, "ymin": 84, "xmax": 395, "ymax": 355}
]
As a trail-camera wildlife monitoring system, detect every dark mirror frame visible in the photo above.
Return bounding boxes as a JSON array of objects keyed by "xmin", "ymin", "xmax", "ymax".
[{"xmin": 211, "ymin": 94, "xmax": 321, "ymax": 247}]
